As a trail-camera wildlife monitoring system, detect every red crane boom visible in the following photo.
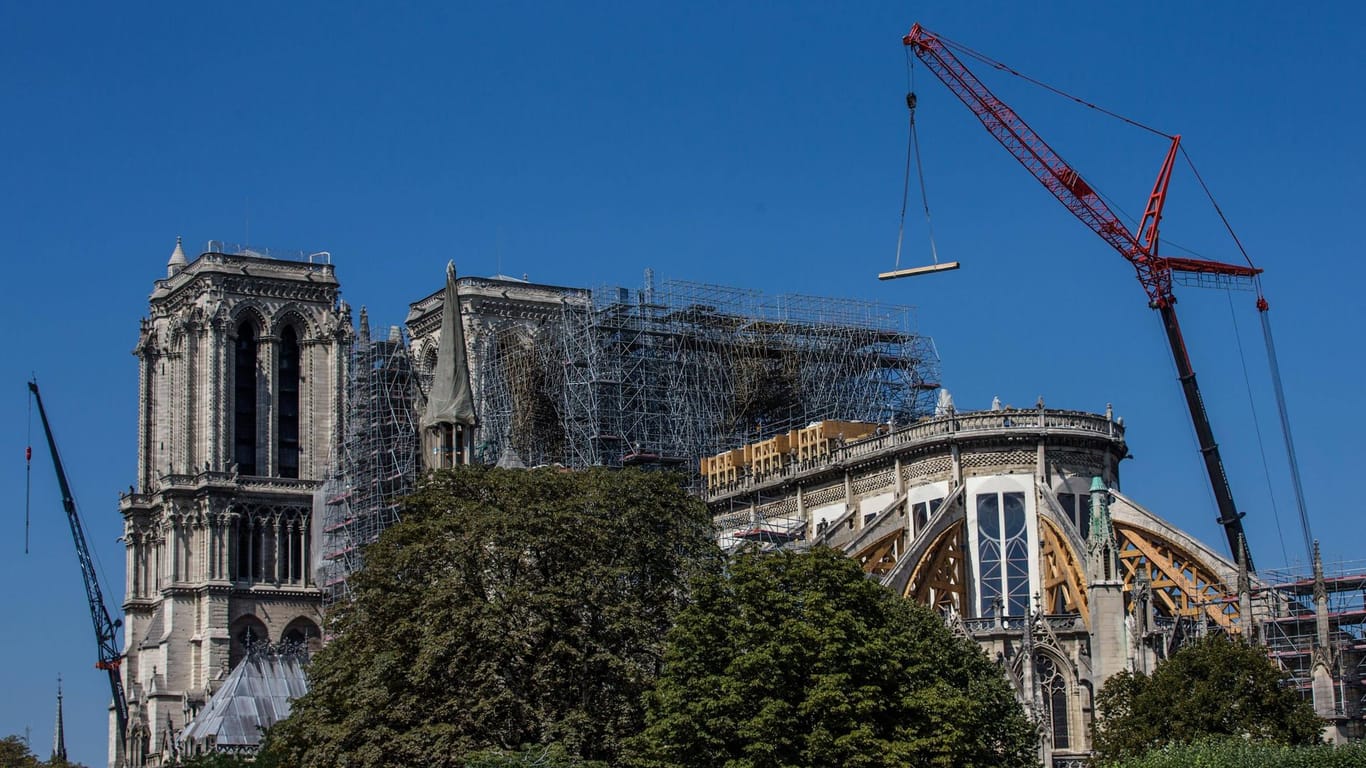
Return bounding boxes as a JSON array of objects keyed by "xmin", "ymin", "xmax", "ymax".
[{"xmin": 903, "ymin": 23, "xmax": 1259, "ymax": 569}]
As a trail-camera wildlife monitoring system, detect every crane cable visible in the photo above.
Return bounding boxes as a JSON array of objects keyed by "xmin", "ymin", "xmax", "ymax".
[
  {"xmin": 1225, "ymin": 290, "xmax": 1292, "ymax": 568},
  {"xmin": 1260, "ymin": 307, "xmax": 1315, "ymax": 563},
  {"xmin": 1182, "ymin": 145, "xmax": 1315, "ymax": 563},
  {"xmin": 26, "ymin": 387, "xmax": 33, "ymax": 555},
  {"xmin": 895, "ymin": 49, "xmax": 940, "ymax": 269},
  {"xmin": 932, "ymin": 33, "xmax": 1173, "ymax": 141}
]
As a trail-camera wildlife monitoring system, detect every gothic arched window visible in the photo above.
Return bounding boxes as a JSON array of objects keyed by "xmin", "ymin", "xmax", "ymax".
[
  {"xmin": 234, "ymin": 321, "xmax": 258, "ymax": 475},
  {"xmin": 1037, "ymin": 653, "xmax": 1070, "ymax": 749},
  {"xmin": 976, "ymin": 491, "xmax": 1030, "ymax": 616},
  {"xmin": 278, "ymin": 325, "xmax": 300, "ymax": 478}
]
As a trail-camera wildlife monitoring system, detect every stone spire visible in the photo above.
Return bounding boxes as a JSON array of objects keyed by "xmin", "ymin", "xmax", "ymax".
[
  {"xmin": 1236, "ymin": 533, "xmax": 1254, "ymax": 641},
  {"xmin": 167, "ymin": 235, "xmax": 187, "ymax": 278},
  {"xmin": 421, "ymin": 262, "xmax": 478, "ymax": 468},
  {"xmin": 52, "ymin": 675, "xmax": 67, "ymax": 764},
  {"xmin": 1310, "ymin": 540, "xmax": 1339, "ymax": 722},
  {"xmin": 1085, "ymin": 476, "xmax": 1127, "ymax": 687},
  {"xmin": 1086, "ymin": 476, "xmax": 1118, "ymax": 581}
]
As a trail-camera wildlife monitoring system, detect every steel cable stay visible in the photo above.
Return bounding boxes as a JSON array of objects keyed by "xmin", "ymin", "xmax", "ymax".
[
  {"xmin": 1224, "ymin": 289, "xmax": 1294, "ymax": 567},
  {"xmin": 881, "ymin": 48, "xmax": 959, "ymax": 281},
  {"xmin": 26, "ymin": 384, "xmax": 33, "ymax": 554}
]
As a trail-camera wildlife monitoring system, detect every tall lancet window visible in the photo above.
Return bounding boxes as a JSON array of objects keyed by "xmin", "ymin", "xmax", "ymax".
[
  {"xmin": 278, "ymin": 326, "xmax": 300, "ymax": 478},
  {"xmin": 977, "ymin": 491, "xmax": 1029, "ymax": 616},
  {"xmin": 234, "ymin": 322, "xmax": 258, "ymax": 475},
  {"xmin": 1037, "ymin": 653, "xmax": 1071, "ymax": 749}
]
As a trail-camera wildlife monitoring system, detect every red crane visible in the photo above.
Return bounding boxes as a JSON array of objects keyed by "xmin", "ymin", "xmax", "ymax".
[{"xmin": 903, "ymin": 22, "xmax": 1259, "ymax": 569}]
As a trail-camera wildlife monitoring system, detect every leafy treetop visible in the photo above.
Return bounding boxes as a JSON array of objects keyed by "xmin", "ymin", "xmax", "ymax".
[
  {"xmin": 1093, "ymin": 633, "xmax": 1321, "ymax": 764},
  {"xmin": 628, "ymin": 547, "xmax": 1039, "ymax": 768},
  {"xmin": 262, "ymin": 466, "xmax": 719, "ymax": 768}
]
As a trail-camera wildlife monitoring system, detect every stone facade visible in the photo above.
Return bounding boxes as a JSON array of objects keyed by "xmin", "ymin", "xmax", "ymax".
[{"xmin": 115, "ymin": 242, "xmax": 350, "ymax": 766}]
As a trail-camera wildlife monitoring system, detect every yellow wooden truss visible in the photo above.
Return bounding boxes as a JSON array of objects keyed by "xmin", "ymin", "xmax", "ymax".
[
  {"xmin": 1040, "ymin": 517, "xmax": 1091, "ymax": 629},
  {"xmin": 904, "ymin": 522, "xmax": 968, "ymax": 615},
  {"xmin": 1114, "ymin": 522, "xmax": 1240, "ymax": 632},
  {"xmin": 862, "ymin": 510, "xmax": 1240, "ymax": 631}
]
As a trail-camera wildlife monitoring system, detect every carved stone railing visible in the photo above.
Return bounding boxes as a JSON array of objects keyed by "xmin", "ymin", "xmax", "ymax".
[
  {"xmin": 1045, "ymin": 614, "xmax": 1085, "ymax": 632},
  {"xmin": 962, "ymin": 618, "xmax": 999, "ymax": 634},
  {"xmin": 957, "ymin": 614, "xmax": 1084, "ymax": 636},
  {"xmin": 705, "ymin": 408, "xmax": 1124, "ymax": 502},
  {"xmin": 148, "ymin": 471, "xmax": 321, "ymax": 496},
  {"xmin": 238, "ymin": 476, "xmax": 323, "ymax": 494}
]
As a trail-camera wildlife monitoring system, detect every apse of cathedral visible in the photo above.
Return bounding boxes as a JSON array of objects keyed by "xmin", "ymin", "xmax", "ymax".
[
  {"xmin": 116, "ymin": 241, "xmax": 1359, "ymax": 768},
  {"xmin": 705, "ymin": 406, "xmax": 1255, "ymax": 766}
]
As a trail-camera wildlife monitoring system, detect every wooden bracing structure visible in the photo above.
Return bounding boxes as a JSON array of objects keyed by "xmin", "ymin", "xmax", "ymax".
[
  {"xmin": 1040, "ymin": 518, "xmax": 1091, "ymax": 629},
  {"xmin": 905, "ymin": 522, "xmax": 968, "ymax": 615},
  {"xmin": 855, "ymin": 529, "xmax": 906, "ymax": 579},
  {"xmin": 1115, "ymin": 522, "xmax": 1240, "ymax": 631},
  {"xmin": 886, "ymin": 516, "xmax": 1237, "ymax": 632}
]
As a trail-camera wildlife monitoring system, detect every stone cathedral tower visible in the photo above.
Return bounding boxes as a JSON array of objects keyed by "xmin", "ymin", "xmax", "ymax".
[{"xmin": 116, "ymin": 240, "xmax": 350, "ymax": 766}]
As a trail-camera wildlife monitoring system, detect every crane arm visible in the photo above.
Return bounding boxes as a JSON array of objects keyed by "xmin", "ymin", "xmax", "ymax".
[
  {"xmin": 901, "ymin": 26, "xmax": 1161, "ymax": 290},
  {"xmin": 28, "ymin": 381, "xmax": 129, "ymax": 749},
  {"xmin": 902, "ymin": 23, "xmax": 1257, "ymax": 570}
]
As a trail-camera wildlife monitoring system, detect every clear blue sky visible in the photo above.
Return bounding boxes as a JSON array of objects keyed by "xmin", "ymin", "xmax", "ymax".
[{"xmin": 2, "ymin": 2, "xmax": 1362, "ymax": 764}]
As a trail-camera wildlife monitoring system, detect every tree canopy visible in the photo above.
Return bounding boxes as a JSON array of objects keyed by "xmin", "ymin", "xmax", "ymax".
[
  {"xmin": 262, "ymin": 466, "xmax": 719, "ymax": 767},
  {"xmin": 1092, "ymin": 633, "xmax": 1321, "ymax": 764},
  {"xmin": 627, "ymin": 547, "xmax": 1038, "ymax": 768},
  {"xmin": 0, "ymin": 735, "xmax": 89, "ymax": 768}
]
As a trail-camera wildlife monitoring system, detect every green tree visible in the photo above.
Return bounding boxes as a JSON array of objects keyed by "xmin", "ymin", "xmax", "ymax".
[
  {"xmin": 0, "ymin": 735, "xmax": 91, "ymax": 768},
  {"xmin": 628, "ymin": 547, "xmax": 1038, "ymax": 768},
  {"xmin": 1093, "ymin": 633, "xmax": 1321, "ymax": 764},
  {"xmin": 263, "ymin": 466, "xmax": 719, "ymax": 768},
  {"xmin": 0, "ymin": 735, "xmax": 42, "ymax": 768}
]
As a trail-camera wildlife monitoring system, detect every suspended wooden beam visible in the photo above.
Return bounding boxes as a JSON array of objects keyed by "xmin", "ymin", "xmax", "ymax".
[{"xmin": 878, "ymin": 261, "xmax": 961, "ymax": 280}]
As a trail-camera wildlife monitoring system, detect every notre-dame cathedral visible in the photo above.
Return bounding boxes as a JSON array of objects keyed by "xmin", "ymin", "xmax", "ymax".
[{"xmin": 113, "ymin": 240, "xmax": 1361, "ymax": 768}]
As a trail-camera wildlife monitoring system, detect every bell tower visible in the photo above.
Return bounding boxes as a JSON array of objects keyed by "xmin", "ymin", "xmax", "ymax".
[{"xmin": 116, "ymin": 240, "xmax": 350, "ymax": 766}]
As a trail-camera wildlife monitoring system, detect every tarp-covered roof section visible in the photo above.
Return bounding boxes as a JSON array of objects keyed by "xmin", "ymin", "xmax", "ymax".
[{"xmin": 179, "ymin": 650, "xmax": 308, "ymax": 753}]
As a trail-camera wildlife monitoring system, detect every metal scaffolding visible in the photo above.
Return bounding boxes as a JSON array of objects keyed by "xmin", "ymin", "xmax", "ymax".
[
  {"xmin": 1258, "ymin": 558, "xmax": 1366, "ymax": 725},
  {"xmin": 317, "ymin": 317, "xmax": 419, "ymax": 605},
  {"xmin": 316, "ymin": 275, "xmax": 938, "ymax": 601},
  {"xmin": 558, "ymin": 277, "xmax": 940, "ymax": 470}
]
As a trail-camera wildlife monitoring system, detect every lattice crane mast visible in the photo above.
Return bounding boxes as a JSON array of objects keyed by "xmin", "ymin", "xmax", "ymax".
[
  {"xmin": 903, "ymin": 23, "xmax": 1260, "ymax": 570},
  {"xmin": 27, "ymin": 381, "xmax": 129, "ymax": 760}
]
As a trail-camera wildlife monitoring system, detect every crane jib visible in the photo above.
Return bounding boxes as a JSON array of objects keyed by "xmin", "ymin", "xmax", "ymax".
[
  {"xmin": 901, "ymin": 23, "xmax": 1258, "ymax": 570},
  {"xmin": 27, "ymin": 381, "xmax": 130, "ymax": 761}
]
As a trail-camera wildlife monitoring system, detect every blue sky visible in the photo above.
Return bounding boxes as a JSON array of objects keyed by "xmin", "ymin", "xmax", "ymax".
[{"xmin": 2, "ymin": 2, "xmax": 1363, "ymax": 764}]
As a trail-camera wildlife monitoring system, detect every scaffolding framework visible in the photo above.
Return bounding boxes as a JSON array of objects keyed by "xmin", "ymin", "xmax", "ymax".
[
  {"xmin": 557, "ymin": 278, "xmax": 940, "ymax": 471},
  {"xmin": 317, "ymin": 275, "xmax": 939, "ymax": 600},
  {"xmin": 317, "ymin": 320, "xmax": 419, "ymax": 605},
  {"xmin": 1258, "ymin": 559, "xmax": 1366, "ymax": 727}
]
